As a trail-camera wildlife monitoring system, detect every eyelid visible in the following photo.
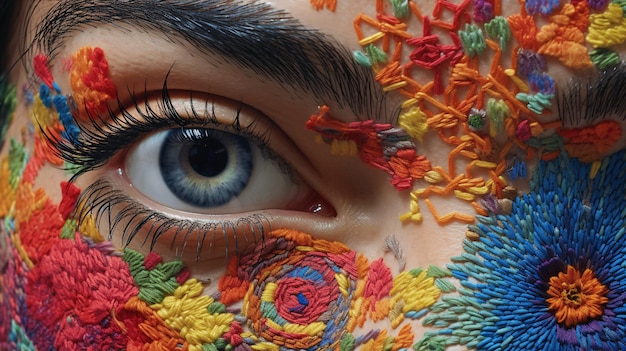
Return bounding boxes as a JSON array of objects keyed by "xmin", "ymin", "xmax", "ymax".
[
  {"xmin": 61, "ymin": 84, "xmax": 337, "ymax": 259},
  {"xmin": 55, "ymin": 82, "xmax": 299, "ymax": 179}
]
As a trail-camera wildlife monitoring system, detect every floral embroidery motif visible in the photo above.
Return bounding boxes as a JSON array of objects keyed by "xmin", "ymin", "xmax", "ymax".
[{"xmin": 420, "ymin": 150, "xmax": 626, "ymax": 350}]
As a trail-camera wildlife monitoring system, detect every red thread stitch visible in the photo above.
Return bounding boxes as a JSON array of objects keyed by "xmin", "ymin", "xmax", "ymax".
[
  {"xmin": 70, "ymin": 47, "xmax": 118, "ymax": 120},
  {"xmin": 33, "ymin": 54, "xmax": 55, "ymax": 89}
]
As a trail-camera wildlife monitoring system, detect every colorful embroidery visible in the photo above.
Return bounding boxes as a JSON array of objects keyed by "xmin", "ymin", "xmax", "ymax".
[
  {"xmin": 306, "ymin": 106, "xmax": 432, "ymax": 191},
  {"xmin": 69, "ymin": 47, "xmax": 117, "ymax": 120},
  {"xmin": 34, "ymin": 55, "xmax": 81, "ymax": 143},
  {"xmin": 305, "ymin": 0, "xmax": 626, "ymax": 226},
  {"xmin": 420, "ymin": 150, "xmax": 626, "ymax": 350},
  {"xmin": 4, "ymin": 1, "xmax": 626, "ymax": 350},
  {"xmin": 2, "ymin": 43, "xmax": 454, "ymax": 349},
  {"xmin": 218, "ymin": 230, "xmax": 449, "ymax": 350}
]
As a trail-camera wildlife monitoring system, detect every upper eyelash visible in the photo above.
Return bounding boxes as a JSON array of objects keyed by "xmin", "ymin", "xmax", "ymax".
[
  {"xmin": 556, "ymin": 63, "xmax": 626, "ymax": 126},
  {"xmin": 47, "ymin": 77, "xmax": 272, "ymax": 179},
  {"xmin": 75, "ymin": 178, "xmax": 272, "ymax": 259}
]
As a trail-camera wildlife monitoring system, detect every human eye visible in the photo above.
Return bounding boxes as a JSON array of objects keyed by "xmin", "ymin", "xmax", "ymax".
[
  {"xmin": 126, "ymin": 126, "xmax": 306, "ymax": 214},
  {"xmin": 56, "ymin": 80, "xmax": 335, "ymax": 260}
]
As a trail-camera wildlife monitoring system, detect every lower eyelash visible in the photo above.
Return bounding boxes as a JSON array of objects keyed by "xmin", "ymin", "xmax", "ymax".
[{"xmin": 73, "ymin": 178, "xmax": 271, "ymax": 260}]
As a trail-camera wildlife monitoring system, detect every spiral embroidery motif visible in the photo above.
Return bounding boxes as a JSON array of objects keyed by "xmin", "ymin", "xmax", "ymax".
[{"xmin": 226, "ymin": 230, "xmax": 359, "ymax": 350}]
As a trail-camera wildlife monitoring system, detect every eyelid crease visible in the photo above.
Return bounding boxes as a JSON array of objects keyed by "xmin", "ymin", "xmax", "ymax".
[
  {"xmin": 74, "ymin": 178, "xmax": 272, "ymax": 260},
  {"xmin": 49, "ymin": 77, "xmax": 274, "ymax": 180}
]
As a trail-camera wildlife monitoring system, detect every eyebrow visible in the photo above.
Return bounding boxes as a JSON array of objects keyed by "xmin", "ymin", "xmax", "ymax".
[
  {"xmin": 28, "ymin": 0, "xmax": 391, "ymax": 121},
  {"xmin": 557, "ymin": 63, "xmax": 626, "ymax": 126}
]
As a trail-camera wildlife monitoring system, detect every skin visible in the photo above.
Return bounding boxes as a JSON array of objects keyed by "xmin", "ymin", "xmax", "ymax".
[
  {"xmin": 3, "ymin": 0, "xmax": 626, "ymax": 347},
  {"xmin": 6, "ymin": 0, "xmax": 479, "ymax": 275}
]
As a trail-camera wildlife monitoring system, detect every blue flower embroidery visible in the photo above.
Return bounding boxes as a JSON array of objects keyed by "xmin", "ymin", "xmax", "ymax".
[{"xmin": 420, "ymin": 150, "xmax": 626, "ymax": 350}]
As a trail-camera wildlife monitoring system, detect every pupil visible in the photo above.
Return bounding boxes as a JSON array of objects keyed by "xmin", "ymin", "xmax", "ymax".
[{"xmin": 188, "ymin": 139, "xmax": 229, "ymax": 177}]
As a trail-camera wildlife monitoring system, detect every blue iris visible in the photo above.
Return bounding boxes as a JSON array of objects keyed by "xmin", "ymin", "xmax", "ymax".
[{"xmin": 159, "ymin": 128, "xmax": 253, "ymax": 207}]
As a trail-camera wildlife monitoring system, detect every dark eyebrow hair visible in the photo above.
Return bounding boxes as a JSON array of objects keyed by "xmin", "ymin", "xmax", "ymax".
[
  {"xmin": 557, "ymin": 63, "xmax": 626, "ymax": 126},
  {"xmin": 25, "ymin": 0, "xmax": 392, "ymax": 121}
]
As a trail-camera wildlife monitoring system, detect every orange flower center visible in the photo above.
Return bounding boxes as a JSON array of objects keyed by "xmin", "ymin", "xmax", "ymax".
[{"xmin": 546, "ymin": 265, "xmax": 609, "ymax": 327}]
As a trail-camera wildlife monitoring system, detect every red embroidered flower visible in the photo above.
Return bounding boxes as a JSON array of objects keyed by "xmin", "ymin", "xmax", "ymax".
[{"xmin": 25, "ymin": 234, "xmax": 139, "ymax": 350}]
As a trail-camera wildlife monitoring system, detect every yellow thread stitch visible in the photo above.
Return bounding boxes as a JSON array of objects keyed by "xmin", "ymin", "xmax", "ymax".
[
  {"xmin": 454, "ymin": 189, "xmax": 475, "ymax": 201},
  {"xmin": 261, "ymin": 282, "xmax": 277, "ymax": 302},
  {"xmin": 153, "ymin": 278, "xmax": 234, "ymax": 350},
  {"xmin": 77, "ymin": 213, "xmax": 105, "ymax": 242},
  {"xmin": 590, "ymin": 160, "xmax": 602, "ymax": 179},
  {"xmin": 31, "ymin": 95, "xmax": 58, "ymax": 133},
  {"xmin": 336, "ymin": 272, "xmax": 350, "ymax": 297},
  {"xmin": 11, "ymin": 226, "xmax": 34, "ymax": 269},
  {"xmin": 251, "ymin": 342, "xmax": 280, "ymax": 351},
  {"xmin": 504, "ymin": 69, "xmax": 529, "ymax": 92},
  {"xmin": 588, "ymin": 4, "xmax": 626, "ymax": 48},
  {"xmin": 282, "ymin": 322, "xmax": 326, "ymax": 335},
  {"xmin": 398, "ymin": 107, "xmax": 429, "ymax": 142},
  {"xmin": 389, "ymin": 270, "xmax": 440, "ymax": 328},
  {"xmin": 399, "ymin": 191, "xmax": 423, "ymax": 223},
  {"xmin": 0, "ymin": 159, "xmax": 16, "ymax": 217},
  {"xmin": 330, "ymin": 139, "xmax": 358, "ymax": 156}
]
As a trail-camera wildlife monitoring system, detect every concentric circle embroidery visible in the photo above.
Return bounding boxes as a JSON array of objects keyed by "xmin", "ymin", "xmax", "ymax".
[{"xmin": 221, "ymin": 229, "xmax": 359, "ymax": 350}]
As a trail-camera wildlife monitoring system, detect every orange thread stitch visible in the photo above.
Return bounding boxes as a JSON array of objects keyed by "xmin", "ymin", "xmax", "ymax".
[
  {"xmin": 310, "ymin": 0, "xmax": 337, "ymax": 11},
  {"xmin": 558, "ymin": 120, "xmax": 622, "ymax": 163},
  {"xmin": 70, "ymin": 47, "xmax": 118, "ymax": 120}
]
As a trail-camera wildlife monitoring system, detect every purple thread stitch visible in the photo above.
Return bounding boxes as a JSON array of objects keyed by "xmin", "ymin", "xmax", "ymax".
[
  {"xmin": 525, "ymin": 0, "xmax": 560, "ymax": 15},
  {"xmin": 516, "ymin": 49, "xmax": 546, "ymax": 77},
  {"xmin": 588, "ymin": 0, "xmax": 610, "ymax": 11},
  {"xmin": 528, "ymin": 72, "xmax": 556, "ymax": 94},
  {"xmin": 473, "ymin": 0, "xmax": 495, "ymax": 23}
]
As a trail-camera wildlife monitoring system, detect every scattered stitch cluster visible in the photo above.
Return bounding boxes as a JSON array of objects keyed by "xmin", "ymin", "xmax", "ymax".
[{"xmin": 309, "ymin": 0, "xmax": 625, "ymax": 228}]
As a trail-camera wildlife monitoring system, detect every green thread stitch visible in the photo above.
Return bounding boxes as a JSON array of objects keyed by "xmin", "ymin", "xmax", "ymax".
[
  {"xmin": 59, "ymin": 219, "xmax": 77, "ymax": 239},
  {"xmin": 486, "ymin": 99, "xmax": 509, "ymax": 136},
  {"xmin": 390, "ymin": 0, "xmax": 410, "ymax": 18},
  {"xmin": 516, "ymin": 92, "xmax": 554, "ymax": 114},
  {"xmin": 426, "ymin": 265, "xmax": 452, "ymax": 278},
  {"xmin": 458, "ymin": 24, "xmax": 486, "ymax": 57},
  {"xmin": 208, "ymin": 301, "xmax": 227, "ymax": 314},
  {"xmin": 413, "ymin": 334, "xmax": 448, "ymax": 351},
  {"xmin": 123, "ymin": 249, "xmax": 185, "ymax": 304},
  {"xmin": 484, "ymin": 16, "xmax": 511, "ymax": 50},
  {"xmin": 525, "ymin": 133, "xmax": 563, "ymax": 151},
  {"xmin": 366, "ymin": 43, "xmax": 388, "ymax": 65},
  {"xmin": 202, "ymin": 343, "xmax": 219, "ymax": 351},
  {"xmin": 590, "ymin": 48, "xmax": 621, "ymax": 69},
  {"xmin": 8, "ymin": 139, "xmax": 26, "ymax": 190},
  {"xmin": 340, "ymin": 333, "xmax": 355, "ymax": 351},
  {"xmin": 467, "ymin": 108, "xmax": 486, "ymax": 130},
  {"xmin": 10, "ymin": 320, "xmax": 36, "ymax": 351}
]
